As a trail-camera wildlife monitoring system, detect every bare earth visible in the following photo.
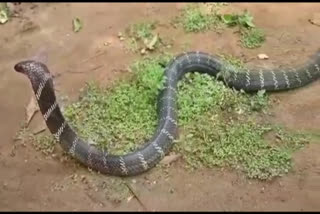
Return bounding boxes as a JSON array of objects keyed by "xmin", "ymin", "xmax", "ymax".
[{"xmin": 1, "ymin": 3, "xmax": 320, "ymax": 211}]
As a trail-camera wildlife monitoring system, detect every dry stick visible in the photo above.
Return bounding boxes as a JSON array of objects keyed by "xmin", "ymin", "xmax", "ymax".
[
  {"xmin": 124, "ymin": 181, "xmax": 149, "ymax": 211},
  {"xmin": 54, "ymin": 50, "xmax": 107, "ymax": 76},
  {"xmin": 80, "ymin": 50, "xmax": 108, "ymax": 64},
  {"xmin": 65, "ymin": 65, "xmax": 104, "ymax": 74}
]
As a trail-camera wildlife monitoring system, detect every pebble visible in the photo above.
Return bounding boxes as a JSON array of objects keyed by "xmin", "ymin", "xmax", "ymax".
[
  {"xmin": 169, "ymin": 188, "xmax": 174, "ymax": 194},
  {"xmin": 257, "ymin": 53, "xmax": 269, "ymax": 60},
  {"xmin": 140, "ymin": 48, "xmax": 146, "ymax": 55}
]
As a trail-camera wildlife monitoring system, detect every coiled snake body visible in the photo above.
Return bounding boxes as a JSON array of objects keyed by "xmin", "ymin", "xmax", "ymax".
[{"xmin": 14, "ymin": 51, "xmax": 320, "ymax": 176}]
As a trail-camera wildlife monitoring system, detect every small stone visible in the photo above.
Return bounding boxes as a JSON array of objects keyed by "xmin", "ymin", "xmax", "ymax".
[
  {"xmin": 140, "ymin": 48, "xmax": 146, "ymax": 55},
  {"xmin": 257, "ymin": 54, "xmax": 269, "ymax": 60},
  {"xmin": 71, "ymin": 174, "xmax": 78, "ymax": 181},
  {"xmin": 131, "ymin": 179, "xmax": 136, "ymax": 184},
  {"xmin": 127, "ymin": 195, "xmax": 134, "ymax": 202}
]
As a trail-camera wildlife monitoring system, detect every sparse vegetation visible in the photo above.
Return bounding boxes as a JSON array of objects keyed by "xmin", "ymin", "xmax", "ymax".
[
  {"xmin": 220, "ymin": 10, "xmax": 256, "ymax": 28},
  {"xmin": 173, "ymin": 4, "xmax": 222, "ymax": 33},
  {"xmin": 32, "ymin": 135, "xmax": 56, "ymax": 156},
  {"xmin": 174, "ymin": 4, "xmax": 266, "ymax": 49},
  {"xmin": 124, "ymin": 21, "xmax": 165, "ymax": 53},
  {"xmin": 240, "ymin": 27, "xmax": 266, "ymax": 49},
  {"xmin": 127, "ymin": 22, "xmax": 156, "ymax": 40},
  {"xmin": 219, "ymin": 10, "xmax": 266, "ymax": 49},
  {"xmin": 176, "ymin": 116, "xmax": 308, "ymax": 180},
  {"xmin": 218, "ymin": 53, "xmax": 245, "ymax": 69}
]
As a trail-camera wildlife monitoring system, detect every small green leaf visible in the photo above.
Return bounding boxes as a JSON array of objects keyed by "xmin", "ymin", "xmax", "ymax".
[
  {"xmin": 257, "ymin": 89, "xmax": 266, "ymax": 97},
  {"xmin": 0, "ymin": 8, "xmax": 9, "ymax": 24},
  {"xmin": 221, "ymin": 14, "xmax": 238, "ymax": 26},
  {"xmin": 73, "ymin": 17, "xmax": 83, "ymax": 33},
  {"xmin": 239, "ymin": 11, "xmax": 255, "ymax": 28}
]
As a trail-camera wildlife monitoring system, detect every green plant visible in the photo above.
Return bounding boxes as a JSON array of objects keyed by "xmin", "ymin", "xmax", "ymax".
[
  {"xmin": 175, "ymin": 116, "xmax": 307, "ymax": 180},
  {"xmin": 174, "ymin": 4, "xmax": 221, "ymax": 33},
  {"xmin": 32, "ymin": 135, "xmax": 56, "ymax": 155},
  {"xmin": 218, "ymin": 53, "xmax": 245, "ymax": 69},
  {"xmin": 240, "ymin": 27, "xmax": 266, "ymax": 49},
  {"xmin": 125, "ymin": 21, "xmax": 162, "ymax": 53},
  {"xmin": 127, "ymin": 22, "xmax": 156, "ymax": 40},
  {"xmin": 0, "ymin": 3, "xmax": 10, "ymax": 24},
  {"xmin": 220, "ymin": 10, "xmax": 266, "ymax": 49},
  {"xmin": 220, "ymin": 10, "xmax": 255, "ymax": 28}
]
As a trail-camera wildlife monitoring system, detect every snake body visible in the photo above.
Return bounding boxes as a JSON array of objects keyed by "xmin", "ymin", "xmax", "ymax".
[{"xmin": 14, "ymin": 50, "xmax": 320, "ymax": 176}]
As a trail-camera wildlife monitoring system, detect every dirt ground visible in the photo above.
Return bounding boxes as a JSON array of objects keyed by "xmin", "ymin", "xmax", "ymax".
[{"xmin": 1, "ymin": 3, "xmax": 320, "ymax": 211}]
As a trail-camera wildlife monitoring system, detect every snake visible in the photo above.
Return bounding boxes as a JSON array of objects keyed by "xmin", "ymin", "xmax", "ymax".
[{"xmin": 14, "ymin": 50, "xmax": 320, "ymax": 176}]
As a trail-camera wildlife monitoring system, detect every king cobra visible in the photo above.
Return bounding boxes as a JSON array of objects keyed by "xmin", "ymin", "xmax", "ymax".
[{"xmin": 14, "ymin": 50, "xmax": 320, "ymax": 176}]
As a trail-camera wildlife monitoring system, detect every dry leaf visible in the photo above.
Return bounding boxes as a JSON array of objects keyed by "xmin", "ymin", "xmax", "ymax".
[
  {"xmin": 160, "ymin": 153, "xmax": 181, "ymax": 165},
  {"xmin": 25, "ymin": 95, "xmax": 39, "ymax": 126},
  {"xmin": 146, "ymin": 34, "xmax": 158, "ymax": 50},
  {"xmin": 309, "ymin": 13, "xmax": 320, "ymax": 26},
  {"xmin": 32, "ymin": 120, "xmax": 47, "ymax": 135},
  {"xmin": 72, "ymin": 17, "xmax": 83, "ymax": 33}
]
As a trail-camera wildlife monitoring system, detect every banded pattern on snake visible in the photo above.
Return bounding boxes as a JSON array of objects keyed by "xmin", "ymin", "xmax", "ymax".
[{"xmin": 14, "ymin": 50, "xmax": 320, "ymax": 176}]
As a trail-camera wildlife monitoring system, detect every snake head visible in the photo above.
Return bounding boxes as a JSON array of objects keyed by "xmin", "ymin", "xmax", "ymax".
[
  {"xmin": 14, "ymin": 60, "xmax": 40, "ymax": 75},
  {"xmin": 14, "ymin": 60, "xmax": 52, "ymax": 92},
  {"xmin": 14, "ymin": 60, "xmax": 50, "ymax": 77}
]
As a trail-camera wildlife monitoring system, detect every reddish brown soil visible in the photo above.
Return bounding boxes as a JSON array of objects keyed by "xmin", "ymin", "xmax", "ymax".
[{"xmin": 0, "ymin": 3, "xmax": 320, "ymax": 211}]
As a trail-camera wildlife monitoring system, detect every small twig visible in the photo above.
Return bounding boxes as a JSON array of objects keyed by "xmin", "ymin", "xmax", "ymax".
[
  {"xmin": 85, "ymin": 191, "xmax": 105, "ymax": 208},
  {"xmin": 79, "ymin": 51, "xmax": 108, "ymax": 64},
  {"xmin": 62, "ymin": 65, "xmax": 104, "ymax": 75},
  {"xmin": 124, "ymin": 181, "xmax": 149, "ymax": 211},
  {"xmin": 52, "ymin": 72, "xmax": 63, "ymax": 79},
  {"xmin": 33, "ymin": 127, "xmax": 46, "ymax": 135},
  {"xmin": 91, "ymin": 64, "xmax": 104, "ymax": 71}
]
